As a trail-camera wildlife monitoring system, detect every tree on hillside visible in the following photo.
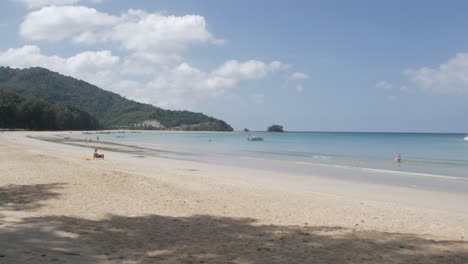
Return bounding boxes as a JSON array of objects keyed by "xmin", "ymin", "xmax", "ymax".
[
  {"xmin": 0, "ymin": 88, "xmax": 100, "ymax": 130},
  {"xmin": 0, "ymin": 67, "xmax": 234, "ymax": 131},
  {"xmin": 267, "ymin": 125, "xmax": 284, "ymax": 132}
]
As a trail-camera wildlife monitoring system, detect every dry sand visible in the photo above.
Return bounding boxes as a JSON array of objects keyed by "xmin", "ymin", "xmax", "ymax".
[{"xmin": 0, "ymin": 131, "xmax": 467, "ymax": 263}]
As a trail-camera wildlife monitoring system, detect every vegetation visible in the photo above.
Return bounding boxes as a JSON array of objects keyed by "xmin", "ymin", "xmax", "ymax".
[
  {"xmin": 267, "ymin": 124, "xmax": 284, "ymax": 132},
  {"xmin": 0, "ymin": 88, "xmax": 99, "ymax": 130},
  {"xmin": 243, "ymin": 128, "xmax": 250, "ymax": 132},
  {"xmin": 0, "ymin": 67, "xmax": 233, "ymax": 131}
]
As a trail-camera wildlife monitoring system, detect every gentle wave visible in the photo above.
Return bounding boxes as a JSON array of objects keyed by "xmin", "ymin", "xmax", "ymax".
[
  {"xmin": 251, "ymin": 149, "xmax": 468, "ymax": 167},
  {"xmin": 105, "ymin": 140, "xmax": 165, "ymax": 148},
  {"xmin": 238, "ymin": 156, "xmax": 466, "ymax": 181},
  {"xmin": 296, "ymin": 161, "xmax": 466, "ymax": 181}
]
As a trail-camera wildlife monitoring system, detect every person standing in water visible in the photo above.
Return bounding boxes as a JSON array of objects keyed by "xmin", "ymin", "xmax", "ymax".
[{"xmin": 395, "ymin": 153, "xmax": 401, "ymax": 162}]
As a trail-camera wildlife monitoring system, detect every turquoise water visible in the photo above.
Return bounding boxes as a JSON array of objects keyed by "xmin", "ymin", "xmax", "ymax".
[{"xmin": 81, "ymin": 132, "xmax": 468, "ymax": 178}]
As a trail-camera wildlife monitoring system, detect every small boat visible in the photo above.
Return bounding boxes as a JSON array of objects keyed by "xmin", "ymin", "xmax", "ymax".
[
  {"xmin": 464, "ymin": 136, "xmax": 468, "ymax": 141},
  {"xmin": 247, "ymin": 136, "xmax": 264, "ymax": 141}
]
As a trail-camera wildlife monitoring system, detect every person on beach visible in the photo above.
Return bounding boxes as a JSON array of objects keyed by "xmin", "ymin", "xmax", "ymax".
[
  {"xmin": 94, "ymin": 149, "xmax": 104, "ymax": 159},
  {"xmin": 395, "ymin": 153, "xmax": 401, "ymax": 162}
]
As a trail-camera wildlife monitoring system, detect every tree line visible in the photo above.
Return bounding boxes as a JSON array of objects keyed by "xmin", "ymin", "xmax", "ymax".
[{"xmin": 0, "ymin": 88, "xmax": 100, "ymax": 130}]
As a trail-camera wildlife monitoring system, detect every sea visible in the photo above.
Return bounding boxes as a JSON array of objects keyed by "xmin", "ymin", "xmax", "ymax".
[{"xmin": 79, "ymin": 132, "xmax": 468, "ymax": 182}]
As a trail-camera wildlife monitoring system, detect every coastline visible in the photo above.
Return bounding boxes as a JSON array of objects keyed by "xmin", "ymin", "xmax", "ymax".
[
  {"xmin": 38, "ymin": 131, "xmax": 468, "ymax": 196},
  {"xmin": 1, "ymin": 131, "xmax": 467, "ymax": 263},
  {"xmin": 71, "ymin": 130, "xmax": 468, "ymax": 180}
]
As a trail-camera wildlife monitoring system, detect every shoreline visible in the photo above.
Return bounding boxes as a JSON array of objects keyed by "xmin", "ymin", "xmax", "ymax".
[
  {"xmin": 22, "ymin": 132, "xmax": 468, "ymax": 212},
  {"xmin": 68, "ymin": 130, "xmax": 468, "ymax": 180},
  {"xmin": 37, "ymin": 132, "xmax": 468, "ymax": 195},
  {"xmin": 1, "ymin": 131, "xmax": 467, "ymax": 263}
]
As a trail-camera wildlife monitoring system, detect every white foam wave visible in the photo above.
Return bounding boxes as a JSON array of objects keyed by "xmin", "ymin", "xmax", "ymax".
[
  {"xmin": 312, "ymin": 155, "xmax": 331, "ymax": 160},
  {"xmin": 295, "ymin": 161, "xmax": 465, "ymax": 181}
]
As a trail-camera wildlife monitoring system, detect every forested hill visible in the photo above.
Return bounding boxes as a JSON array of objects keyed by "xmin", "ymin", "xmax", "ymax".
[
  {"xmin": 0, "ymin": 88, "xmax": 100, "ymax": 130},
  {"xmin": 0, "ymin": 67, "xmax": 233, "ymax": 131}
]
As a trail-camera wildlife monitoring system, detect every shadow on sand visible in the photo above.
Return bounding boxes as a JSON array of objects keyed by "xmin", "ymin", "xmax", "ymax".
[
  {"xmin": 0, "ymin": 183, "xmax": 65, "ymax": 211},
  {"xmin": 0, "ymin": 184, "xmax": 467, "ymax": 264}
]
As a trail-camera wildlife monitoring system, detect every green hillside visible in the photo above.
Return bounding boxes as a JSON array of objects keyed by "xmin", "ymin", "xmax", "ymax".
[
  {"xmin": 0, "ymin": 67, "xmax": 233, "ymax": 131},
  {"xmin": 0, "ymin": 88, "xmax": 100, "ymax": 130}
]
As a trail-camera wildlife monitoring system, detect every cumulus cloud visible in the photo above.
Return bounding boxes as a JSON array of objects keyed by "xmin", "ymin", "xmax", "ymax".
[
  {"xmin": 212, "ymin": 60, "xmax": 288, "ymax": 80},
  {"xmin": 8, "ymin": 6, "xmax": 307, "ymax": 109},
  {"xmin": 20, "ymin": 6, "xmax": 222, "ymax": 56},
  {"xmin": 404, "ymin": 53, "xmax": 468, "ymax": 94},
  {"xmin": 0, "ymin": 45, "xmax": 119, "ymax": 89},
  {"xmin": 0, "ymin": 45, "xmax": 158, "ymax": 107},
  {"xmin": 20, "ymin": 6, "xmax": 117, "ymax": 41},
  {"xmin": 144, "ymin": 60, "xmax": 288, "ymax": 107},
  {"xmin": 16, "ymin": 0, "xmax": 102, "ymax": 9},
  {"xmin": 0, "ymin": 45, "xmax": 63, "ymax": 69},
  {"xmin": 108, "ymin": 10, "xmax": 222, "ymax": 53},
  {"xmin": 0, "ymin": 45, "xmax": 289, "ymax": 109},
  {"xmin": 148, "ymin": 60, "xmax": 289, "ymax": 94},
  {"xmin": 291, "ymin": 72, "xmax": 309, "ymax": 79},
  {"xmin": 375, "ymin": 80, "xmax": 393, "ymax": 91}
]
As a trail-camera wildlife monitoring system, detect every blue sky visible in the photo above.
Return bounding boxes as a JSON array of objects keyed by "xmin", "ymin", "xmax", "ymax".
[{"xmin": 1, "ymin": 0, "xmax": 468, "ymax": 132}]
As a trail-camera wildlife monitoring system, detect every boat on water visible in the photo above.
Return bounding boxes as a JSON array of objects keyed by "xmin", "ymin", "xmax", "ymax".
[
  {"xmin": 464, "ymin": 136, "xmax": 468, "ymax": 141},
  {"xmin": 247, "ymin": 136, "xmax": 264, "ymax": 141}
]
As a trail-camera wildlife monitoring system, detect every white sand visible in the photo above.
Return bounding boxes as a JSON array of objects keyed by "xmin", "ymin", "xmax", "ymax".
[{"xmin": 0, "ymin": 131, "xmax": 467, "ymax": 263}]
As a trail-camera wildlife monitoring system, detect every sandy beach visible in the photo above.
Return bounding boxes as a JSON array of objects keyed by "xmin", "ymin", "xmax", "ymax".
[{"xmin": 1, "ymin": 131, "xmax": 467, "ymax": 263}]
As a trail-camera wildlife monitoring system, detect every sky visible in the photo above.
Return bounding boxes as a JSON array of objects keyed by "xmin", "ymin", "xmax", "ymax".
[{"xmin": 0, "ymin": 0, "xmax": 468, "ymax": 132}]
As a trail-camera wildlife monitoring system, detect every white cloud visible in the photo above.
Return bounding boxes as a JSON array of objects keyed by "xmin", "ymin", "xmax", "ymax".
[
  {"xmin": 148, "ymin": 59, "xmax": 288, "ymax": 94},
  {"xmin": 20, "ymin": 6, "xmax": 222, "ymax": 56},
  {"xmin": 212, "ymin": 60, "xmax": 288, "ymax": 80},
  {"xmin": 296, "ymin": 84, "xmax": 304, "ymax": 93},
  {"xmin": 8, "ymin": 6, "xmax": 307, "ymax": 109},
  {"xmin": 0, "ymin": 45, "xmax": 62, "ymax": 69},
  {"xmin": 20, "ymin": 6, "xmax": 117, "ymax": 41},
  {"xmin": 0, "ymin": 45, "xmax": 289, "ymax": 109},
  {"xmin": 16, "ymin": 0, "xmax": 102, "ymax": 9},
  {"xmin": 147, "ymin": 60, "xmax": 288, "ymax": 98},
  {"xmin": 144, "ymin": 60, "xmax": 288, "ymax": 108},
  {"xmin": 66, "ymin": 50, "xmax": 119, "ymax": 73},
  {"xmin": 108, "ymin": 10, "xmax": 222, "ymax": 53},
  {"xmin": 404, "ymin": 53, "xmax": 468, "ymax": 94},
  {"xmin": 119, "ymin": 52, "xmax": 184, "ymax": 77},
  {"xmin": 0, "ymin": 45, "xmax": 119, "ymax": 89},
  {"xmin": 291, "ymin": 72, "xmax": 309, "ymax": 79},
  {"xmin": 375, "ymin": 80, "xmax": 393, "ymax": 91}
]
